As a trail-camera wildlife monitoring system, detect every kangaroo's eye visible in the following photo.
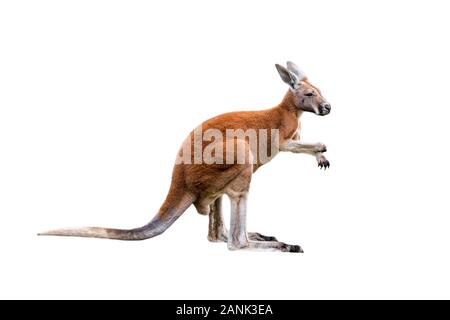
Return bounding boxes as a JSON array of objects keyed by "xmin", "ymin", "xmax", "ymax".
[{"xmin": 305, "ymin": 92, "xmax": 314, "ymax": 97}]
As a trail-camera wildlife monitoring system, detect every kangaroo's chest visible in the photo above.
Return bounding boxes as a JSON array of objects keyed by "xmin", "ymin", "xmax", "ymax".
[
  {"xmin": 291, "ymin": 121, "xmax": 301, "ymax": 140},
  {"xmin": 252, "ymin": 119, "xmax": 301, "ymax": 172}
]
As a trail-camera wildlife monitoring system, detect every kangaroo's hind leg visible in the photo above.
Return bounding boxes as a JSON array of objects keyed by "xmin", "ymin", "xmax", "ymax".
[
  {"xmin": 224, "ymin": 140, "xmax": 302, "ymax": 252},
  {"xmin": 207, "ymin": 196, "xmax": 278, "ymax": 243},
  {"xmin": 227, "ymin": 189, "xmax": 302, "ymax": 253},
  {"xmin": 208, "ymin": 197, "xmax": 228, "ymax": 242}
]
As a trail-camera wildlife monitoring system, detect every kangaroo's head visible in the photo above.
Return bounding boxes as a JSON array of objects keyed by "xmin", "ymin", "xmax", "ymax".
[{"xmin": 275, "ymin": 61, "xmax": 331, "ymax": 116}]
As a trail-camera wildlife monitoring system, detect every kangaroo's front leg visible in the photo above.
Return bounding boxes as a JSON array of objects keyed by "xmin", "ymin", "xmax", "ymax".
[{"xmin": 280, "ymin": 139, "xmax": 330, "ymax": 169}]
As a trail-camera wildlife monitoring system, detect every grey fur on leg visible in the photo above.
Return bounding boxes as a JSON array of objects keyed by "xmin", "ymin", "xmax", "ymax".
[
  {"xmin": 208, "ymin": 197, "xmax": 228, "ymax": 242},
  {"xmin": 248, "ymin": 240, "xmax": 303, "ymax": 253},
  {"xmin": 227, "ymin": 192, "xmax": 302, "ymax": 253},
  {"xmin": 208, "ymin": 197, "xmax": 278, "ymax": 243}
]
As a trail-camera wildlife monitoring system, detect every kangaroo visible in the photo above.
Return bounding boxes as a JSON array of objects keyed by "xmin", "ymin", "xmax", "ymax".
[{"xmin": 39, "ymin": 61, "xmax": 331, "ymax": 253}]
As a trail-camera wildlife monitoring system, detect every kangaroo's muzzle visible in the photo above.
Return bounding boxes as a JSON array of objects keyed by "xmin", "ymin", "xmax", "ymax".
[{"xmin": 318, "ymin": 102, "xmax": 331, "ymax": 116}]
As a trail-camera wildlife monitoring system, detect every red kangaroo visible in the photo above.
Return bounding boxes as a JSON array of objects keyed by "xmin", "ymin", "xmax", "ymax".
[{"xmin": 39, "ymin": 61, "xmax": 331, "ymax": 253}]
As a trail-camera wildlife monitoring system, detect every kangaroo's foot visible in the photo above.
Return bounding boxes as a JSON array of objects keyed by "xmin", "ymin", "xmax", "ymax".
[
  {"xmin": 248, "ymin": 232, "xmax": 278, "ymax": 242},
  {"xmin": 228, "ymin": 240, "xmax": 303, "ymax": 253},
  {"xmin": 278, "ymin": 242, "xmax": 303, "ymax": 253},
  {"xmin": 209, "ymin": 232, "xmax": 278, "ymax": 243}
]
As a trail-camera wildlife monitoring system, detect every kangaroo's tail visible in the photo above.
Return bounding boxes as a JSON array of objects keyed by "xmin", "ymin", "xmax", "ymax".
[{"xmin": 38, "ymin": 186, "xmax": 195, "ymax": 241}]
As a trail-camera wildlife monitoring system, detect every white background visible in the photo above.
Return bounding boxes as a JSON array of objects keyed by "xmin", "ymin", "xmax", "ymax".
[{"xmin": 1, "ymin": 0, "xmax": 449, "ymax": 299}]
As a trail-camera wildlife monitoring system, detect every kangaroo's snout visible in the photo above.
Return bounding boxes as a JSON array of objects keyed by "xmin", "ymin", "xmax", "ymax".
[{"xmin": 318, "ymin": 102, "xmax": 331, "ymax": 116}]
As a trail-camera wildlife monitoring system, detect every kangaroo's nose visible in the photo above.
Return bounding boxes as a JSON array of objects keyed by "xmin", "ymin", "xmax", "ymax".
[
  {"xmin": 322, "ymin": 103, "xmax": 331, "ymax": 111},
  {"xmin": 318, "ymin": 103, "xmax": 331, "ymax": 115}
]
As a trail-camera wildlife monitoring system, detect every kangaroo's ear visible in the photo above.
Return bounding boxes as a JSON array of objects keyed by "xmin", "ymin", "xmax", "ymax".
[
  {"xmin": 286, "ymin": 61, "xmax": 306, "ymax": 81},
  {"xmin": 275, "ymin": 64, "xmax": 299, "ymax": 89}
]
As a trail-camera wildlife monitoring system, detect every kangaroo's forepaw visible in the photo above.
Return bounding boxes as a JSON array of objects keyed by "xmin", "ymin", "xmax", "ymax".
[
  {"xmin": 281, "ymin": 243, "xmax": 304, "ymax": 253},
  {"xmin": 248, "ymin": 232, "xmax": 278, "ymax": 242},
  {"xmin": 317, "ymin": 155, "xmax": 330, "ymax": 170},
  {"xmin": 315, "ymin": 143, "xmax": 327, "ymax": 153}
]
